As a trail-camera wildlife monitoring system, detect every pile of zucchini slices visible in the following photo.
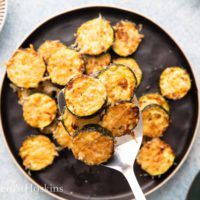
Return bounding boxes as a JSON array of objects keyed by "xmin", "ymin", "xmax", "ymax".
[{"xmin": 6, "ymin": 16, "xmax": 191, "ymax": 178}]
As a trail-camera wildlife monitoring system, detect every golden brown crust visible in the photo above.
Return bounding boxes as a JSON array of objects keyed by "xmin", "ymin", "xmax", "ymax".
[
  {"xmin": 23, "ymin": 93, "xmax": 57, "ymax": 129},
  {"xmin": 137, "ymin": 138, "xmax": 175, "ymax": 176},
  {"xmin": 47, "ymin": 48, "xmax": 85, "ymax": 85},
  {"xmin": 101, "ymin": 102, "xmax": 139, "ymax": 137},
  {"xmin": 19, "ymin": 135, "xmax": 58, "ymax": 171},
  {"xmin": 72, "ymin": 129, "xmax": 114, "ymax": 165},
  {"xmin": 160, "ymin": 67, "xmax": 191, "ymax": 100},
  {"xmin": 112, "ymin": 21, "xmax": 143, "ymax": 56},
  {"xmin": 6, "ymin": 46, "xmax": 46, "ymax": 88},
  {"xmin": 142, "ymin": 105, "xmax": 170, "ymax": 138}
]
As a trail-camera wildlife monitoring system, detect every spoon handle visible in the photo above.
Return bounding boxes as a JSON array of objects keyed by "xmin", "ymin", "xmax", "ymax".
[{"xmin": 123, "ymin": 167, "xmax": 146, "ymax": 200}]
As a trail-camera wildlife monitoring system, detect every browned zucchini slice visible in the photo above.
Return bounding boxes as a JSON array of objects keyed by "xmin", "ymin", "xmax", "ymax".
[
  {"xmin": 159, "ymin": 66, "xmax": 191, "ymax": 100},
  {"xmin": 47, "ymin": 48, "xmax": 85, "ymax": 85},
  {"xmin": 112, "ymin": 20, "xmax": 143, "ymax": 56},
  {"xmin": 98, "ymin": 64, "xmax": 137, "ymax": 104},
  {"xmin": 137, "ymin": 138, "xmax": 175, "ymax": 176},
  {"xmin": 76, "ymin": 17, "xmax": 114, "ymax": 55},
  {"xmin": 72, "ymin": 125, "xmax": 114, "ymax": 165},
  {"xmin": 19, "ymin": 135, "xmax": 58, "ymax": 171},
  {"xmin": 23, "ymin": 93, "xmax": 57, "ymax": 129},
  {"xmin": 139, "ymin": 93, "xmax": 169, "ymax": 111},
  {"xmin": 62, "ymin": 108, "xmax": 100, "ymax": 136},
  {"xmin": 6, "ymin": 46, "xmax": 46, "ymax": 88},
  {"xmin": 64, "ymin": 76, "xmax": 107, "ymax": 117},
  {"xmin": 101, "ymin": 101, "xmax": 139, "ymax": 137},
  {"xmin": 142, "ymin": 104, "xmax": 170, "ymax": 138},
  {"xmin": 38, "ymin": 40, "xmax": 66, "ymax": 63},
  {"xmin": 53, "ymin": 122, "xmax": 72, "ymax": 149},
  {"xmin": 85, "ymin": 53, "xmax": 111, "ymax": 75},
  {"xmin": 113, "ymin": 57, "xmax": 142, "ymax": 86}
]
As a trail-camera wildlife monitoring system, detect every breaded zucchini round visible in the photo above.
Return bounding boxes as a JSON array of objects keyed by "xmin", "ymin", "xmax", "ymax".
[
  {"xmin": 137, "ymin": 138, "xmax": 175, "ymax": 176},
  {"xmin": 139, "ymin": 93, "xmax": 169, "ymax": 111},
  {"xmin": 53, "ymin": 122, "xmax": 72, "ymax": 149},
  {"xmin": 76, "ymin": 17, "xmax": 114, "ymax": 55},
  {"xmin": 112, "ymin": 21, "xmax": 143, "ymax": 56},
  {"xmin": 64, "ymin": 76, "xmax": 107, "ymax": 117},
  {"xmin": 85, "ymin": 53, "xmax": 111, "ymax": 75},
  {"xmin": 113, "ymin": 57, "xmax": 142, "ymax": 86},
  {"xmin": 101, "ymin": 102, "xmax": 139, "ymax": 137},
  {"xmin": 38, "ymin": 40, "xmax": 66, "ymax": 63},
  {"xmin": 160, "ymin": 67, "xmax": 191, "ymax": 100},
  {"xmin": 98, "ymin": 64, "xmax": 137, "ymax": 104},
  {"xmin": 62, "ymin": 108, "xmax": 100, "ymax": 136},
  {"xmin": 142, "ymin": 104, "xmax": 170, "ymax": 138},
  {"xmin": 47, "ymin": 48, "xmax": 85, "ymax": 85},
  {"xmin": 23, "ymin": 93, "xmax": 57, "ymax": 129},
  {"xmin": 6, "ymin": 46, "xmax": 46, "ymax": 88},
  {"xmin": 72, "ymin": 125, "xmax": 114, "ymax": 165},
  {"xmin": 19, "ymin": 135, "xmax": 58, "ymax": 171}
]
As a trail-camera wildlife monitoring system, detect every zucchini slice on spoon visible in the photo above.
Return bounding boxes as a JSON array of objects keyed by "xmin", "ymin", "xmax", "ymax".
[
  {"xmin": 64, "ymin": 75, "xmax": 107, "ymax": 117},
  {"xmin": 101, "ymin": 101, "xmax": 139, "ymax": 137},
  {"xmin": 72, "ymin": 124, "xmax": 114, "ymax": 166},
  {"xmin": 75, "ymin": 16, "xmax": 114, "ymax": 55},
  {"xmin": 142, "ymin": 104, "xmax": 170, "ymax": 138},
  {"xmin": 98, "ymin": 64, "xmax": 137, "ymax": 104}
]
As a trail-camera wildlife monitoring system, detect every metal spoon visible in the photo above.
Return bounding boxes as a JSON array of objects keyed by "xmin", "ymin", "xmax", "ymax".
[{"xmin": 57, "ymin": 91, "xmax": 146, "ymax": 200}]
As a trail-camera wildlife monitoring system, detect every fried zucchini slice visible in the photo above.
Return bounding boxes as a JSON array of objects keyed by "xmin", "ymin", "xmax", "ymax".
[
  {"xmin": 139, "ymin": 93, "xmax": 169, "ymax": 112},
  {"xmin": 101, "ymin": 102, "xmax": 139, "ymax": 137},
  {"xmin": 23, "ymin": 93, "xmax": 57, "ymax": 129},
  {"xmin": 62, "ymin": 108, "xmax": 100, "ymax": 136},
  {"xmin": 85, "ymin": 53, "xmax": 111, "ymax": 75},
  {"xmin": 53, "ymin": 122, "xmax": 72, "ymax": 149},
  {"xmin": 137, "ymin": 138, "xmax": 175, "ymax": 176},
  {"xmin": 112, "ymin": 21, "xmax": 143, "ymax": 56},
  {"xmin": 98, "ymin": 64, "xmax": 137, "ymax": 104},
  {"xmin": 6, "ymin": 46, "xmax": 46, "ymax": 88},
  {"xmin": 113, "ymin": 58, "xmax": 142, "ymax": 86},
  {"xmin": 76, "ymin": 17, "xmax": 114, "ymax": 55},
  {"xmin": 19, "ymin": 135, "xmax": 58, "ymax": 171},
  {"xmin": 64, "ymin": 76, "xmax": 107, "ymax": 117},
  {"xmin": 38, "ymin": 40, "xmax": 66, "ymax": 63},
  {"xmin": 159, "ymin": 66, "xmax": 191, "ymax": 100},
  {"xmin": 72, "ymin": 125, "xmax": 114, "ymax": 165},
  {"xmin": 142, "ymin": 104, "xmax": 170, "ymax": 138},
  {"xmin": 47, "ymin": 48, "xmax": 85, "ymax": 85}
]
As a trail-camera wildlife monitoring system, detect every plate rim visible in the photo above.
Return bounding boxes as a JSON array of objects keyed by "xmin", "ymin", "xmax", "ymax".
[
  {"xmin": 0, "ymin": 0, "xmax": 7, "ymax": 32},
  {"xmin": 0, "ymin": 4, "xmax": 200, "ymax": 200}
]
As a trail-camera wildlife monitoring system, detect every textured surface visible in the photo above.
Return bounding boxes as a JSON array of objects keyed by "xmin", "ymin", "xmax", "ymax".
[{"xmin": 0, "ymin": 1, "xmax": 200, "ymax": 200}]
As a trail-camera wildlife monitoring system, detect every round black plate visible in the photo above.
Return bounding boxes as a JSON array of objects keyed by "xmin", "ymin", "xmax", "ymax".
[{"xmin": 1, "ymin": 6, "xmax": 199, "ymax": 200}]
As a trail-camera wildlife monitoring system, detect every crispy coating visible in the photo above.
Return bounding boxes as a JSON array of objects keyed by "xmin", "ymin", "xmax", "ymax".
[
  {"xmin": 76, "ymin": 17, "xmax": 114, "ymax": 55},
  {"xmin": 85, "ymin": 53, "xmax": 111, "ymax": 75},
  {"xmin": 47, "ymin": 48, "xmax": 84, "ymax": 85},
  {"xmin": 113, "ymin": 57, "xmax": 142, "ymax": 86},
  {"xmin": 53, "ymin": 122, "xmax": 72, "ymax": 149},
  {"xmin": 112, "ymin": 21, "xmax": 143, "ymax": 56},
  {"xmin": 23, "ymin": 93, "xmax": 57, "ymax": 129},
  {"xmin": 98, "ymin": 64, "xmax": 137, "ymax": 104},
  {"xmin": 142, "ymin": 105, "xmax": 169, "ymax": 138},
  {"xmin": 38, "ymin": 40, "xmax": 66, "ymax": 63},
  {"xmin": 19, "ymin": 135, "xmax": 58, "ymax": 171},
  {"xmin": 139, "ymin": 93, "xmax": 169, "ymax": 111},
  {"xmin": 160, "ymin": 67, "xmax": 191, "ymax": 100},
  {"xmin": 137, "ymin": 138, "xmax": 175, "ymax": 176},
  {"xmin": 62, "ymin": 108, "xmax": 100, "ymax": 136},
  {"xmin": 64, "ymin": 76, "xmax": 107, "ymax": 117},
  {"xmin": 101, "ymin": 102, "xmax": 139, "ymax": 137},
  {"xmin": 72, "ymin": 129, "xmax": 114, "ymax": 165},
  {"xmin": 6, "ymin": 46, "xmax": 46, "ymax": 88}
]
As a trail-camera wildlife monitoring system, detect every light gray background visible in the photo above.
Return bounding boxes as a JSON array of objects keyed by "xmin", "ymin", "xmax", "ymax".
[{"xmin": 0, "ymin": 0, "xmax": 199, "ymax": 200}]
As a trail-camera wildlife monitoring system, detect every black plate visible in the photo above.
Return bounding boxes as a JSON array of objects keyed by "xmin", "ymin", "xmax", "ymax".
[{"xmin": 1, "ymin": 6, "xmax": 199, "ymax": 200}]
